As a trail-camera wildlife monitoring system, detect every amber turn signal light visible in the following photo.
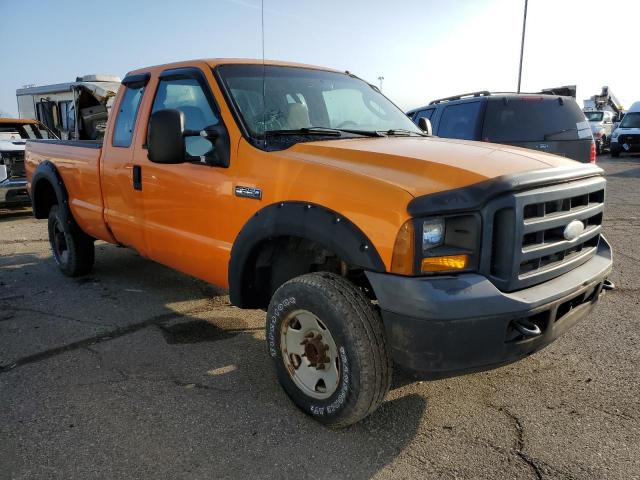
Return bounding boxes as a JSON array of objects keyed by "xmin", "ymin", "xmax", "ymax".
[
  {"xmin": 421, "ymin": 254, "xmax": 468, "ymax": 273},
  {"xmin": 390, "ymin": 220, "xmax": 415, "ymax": 275}
]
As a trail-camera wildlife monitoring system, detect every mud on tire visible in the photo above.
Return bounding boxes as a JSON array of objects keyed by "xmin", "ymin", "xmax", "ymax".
[
  {"xmin": 47, "ymin": 205, "xmax": 95, "ymax": 277},
  {"xmin": 266, "ymin": 272, "xmax": 391, "ymax": 427}
]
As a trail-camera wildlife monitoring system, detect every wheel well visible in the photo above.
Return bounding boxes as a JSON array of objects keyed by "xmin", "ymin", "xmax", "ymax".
[
  {"xmin": 33, "ymin": 179, "xmax": 58, "ymax": 219},
  {"xmin": 241, "ymin": 236, "xmax": 375, "ymax": 309}
]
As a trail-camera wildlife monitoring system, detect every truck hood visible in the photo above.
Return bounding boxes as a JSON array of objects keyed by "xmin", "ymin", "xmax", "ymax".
[
  {"xmin": 285, "ymin": 136, "xmax": 580, "ymax": 197},
  {"xmin": 0, "ymin": 139, "xmax": 26, "ymax": 152}
]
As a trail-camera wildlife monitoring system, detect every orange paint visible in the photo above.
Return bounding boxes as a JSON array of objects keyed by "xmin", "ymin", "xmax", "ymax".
[{"xmin": 26, "ymin": 59, "xmax": 573, "ymax": 289}]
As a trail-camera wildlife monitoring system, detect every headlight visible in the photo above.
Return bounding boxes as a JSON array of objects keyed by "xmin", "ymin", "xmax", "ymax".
[
  {"xmin": 391, "ymin": 214, "xmax": 480, "ymax": 275},
  {"xmin": 422, "ymin": 218, "xmax": 444, "ymax": 251},
  {"xmin": 612, "ymin": 129, "xmax": 619, "ymax": 139}
]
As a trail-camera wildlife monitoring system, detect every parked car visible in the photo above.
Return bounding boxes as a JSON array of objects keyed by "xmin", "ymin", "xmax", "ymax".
[
  {"xmin": 0, "ymin": 117, "xmax": 56, "ymax": 207},
  {"xmin": 610, "ymin": 101, "xmax": 640, "ymax": 157},
  {"xmin": 584, "ymin": 110, "xmax": 616, "ymax": 154},
  {"xmin": 407, "ymin": 91, "xmax": 596, "ymax": 163},
  {"xmin": 25, "ymin": 59, "xmax": 612, "ymax": 427}
]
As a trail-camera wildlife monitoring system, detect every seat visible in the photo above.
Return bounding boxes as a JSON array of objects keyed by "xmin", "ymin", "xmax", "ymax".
[{"xmin": 287, "ymin": 103, "xmax": 311, "ymax": 129}]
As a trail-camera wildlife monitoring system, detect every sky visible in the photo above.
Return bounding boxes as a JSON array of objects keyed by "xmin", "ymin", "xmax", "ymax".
[{"xmin": 1, "ymin": 0, "xmax": 639, "ymax": 117}]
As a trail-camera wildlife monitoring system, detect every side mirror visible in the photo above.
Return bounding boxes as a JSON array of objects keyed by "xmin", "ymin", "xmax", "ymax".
[
  {"xmin": 190, "ymin": 124, "xmax": 231, "ymax": 168},
  {"xmin": 148, "ymin": 109, "xmax": 186, "ymax": 164},
  {"xmin": 418, "ymin": 117, "xmax": 433, "ymax": 135}
]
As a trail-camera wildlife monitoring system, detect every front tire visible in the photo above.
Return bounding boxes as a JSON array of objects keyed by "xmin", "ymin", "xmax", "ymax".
[
  {"xmin": 266, "ymin": 272, "xmax": 391, "ymax": 427},
  {"xmin": 47, "ymin": 205, "xmax": 95, "ymax": 277}
]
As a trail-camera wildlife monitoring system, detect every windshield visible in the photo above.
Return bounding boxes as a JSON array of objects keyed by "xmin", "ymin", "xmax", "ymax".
[
  {"xmin": 0, "ymin": 122, "xmax": 52, "ymax": 140},
  {"xmin": 217, "ymin": 64, "xmax": 421, "ymax": 140},
  {"xmin": 584, "ymin": 111, "xmax": 603, "ymax": 122},
  {"xmin": 620, "ymin": 112, "xmax": 640, "ymax": 129}
]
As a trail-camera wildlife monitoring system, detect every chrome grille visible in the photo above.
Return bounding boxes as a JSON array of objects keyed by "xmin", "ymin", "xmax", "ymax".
[{"xmin": 481, "ymin": 176, "xmax": 606, "ymax": 292}]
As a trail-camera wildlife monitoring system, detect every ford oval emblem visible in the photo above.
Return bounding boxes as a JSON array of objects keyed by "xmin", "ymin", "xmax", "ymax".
[{"xmin": 563, "ymin": 220, "xmax": 585, "ymax": 241}]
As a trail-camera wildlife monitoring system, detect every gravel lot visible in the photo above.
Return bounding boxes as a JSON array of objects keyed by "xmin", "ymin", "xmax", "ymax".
[{"xmin": 1, "ymin": 155, "xmax": 638, "ymax": 480}]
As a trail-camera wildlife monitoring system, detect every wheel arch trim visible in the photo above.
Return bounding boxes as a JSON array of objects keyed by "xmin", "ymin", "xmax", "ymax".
[
  {"xmin": 228, "ymin": 201, "xmax": 386, "ymax": 308},
  {"xmin": 31, "ymin": 160, "xmax": 70, "ymax": 220}
]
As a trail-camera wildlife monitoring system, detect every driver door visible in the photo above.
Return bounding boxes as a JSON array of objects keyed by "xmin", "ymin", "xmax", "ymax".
[{"xmin": 133, "ymin": 68, "xmax": 235, "ymax": 286}]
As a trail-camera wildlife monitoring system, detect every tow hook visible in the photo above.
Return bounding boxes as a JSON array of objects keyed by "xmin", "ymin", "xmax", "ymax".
[
  {"xmin": 512, "ymin": 318, "xmax": 542, "ymax": 338},
  {"xmin": 602, "ymin": 279, "xmax": 615, "ymax": 291}
]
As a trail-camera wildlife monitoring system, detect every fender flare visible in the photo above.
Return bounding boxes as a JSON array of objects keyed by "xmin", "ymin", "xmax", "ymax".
[
  {"xmin": 228, "ymin": 201, "xmax": 386, "ymax": 308},
  {"xmin": 31, "ymin": 160, "xmax": 70, "ymax": 220}
]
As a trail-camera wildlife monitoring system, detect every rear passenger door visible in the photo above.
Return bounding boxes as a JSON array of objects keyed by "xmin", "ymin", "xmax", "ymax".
[
  {"xmin": 101, "ymin": 74, "xmax": 149, "ymax": 253},
  {"xmin": 436, "ymin": 102, "xmax": 483, "ymax": 140}
]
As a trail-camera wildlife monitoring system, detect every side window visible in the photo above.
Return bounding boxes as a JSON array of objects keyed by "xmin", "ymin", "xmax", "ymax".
[
  {"xmin": 438, "ymin": 102, "xmax": 482, "ymax": 140},
  {"xmin": 112, "ymin": 85, "xmax": 144, "ymax": 147},
  {"xmin": 414, "ymin": 108, "xmax": 436, "ymax": 122},
  {"xmin": 151, "ymin": 77, "xmax": 220, "ymax": 157}
]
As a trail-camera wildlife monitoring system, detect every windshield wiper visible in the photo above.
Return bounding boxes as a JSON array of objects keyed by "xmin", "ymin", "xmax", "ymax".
[
  {"xmin": 543, "ymin": 128, "xmax": 576, "ymax": 140},
  {"xmin": 379, "ymin": 129, "xmax": 427, "ymax": 137},
  {"xmin": 265, "ymin": 127, "xmax": 382, "ymax": 137},
  {"xmin": 266, "ymin": 127, "xmax": 341, "ymax": 137}
]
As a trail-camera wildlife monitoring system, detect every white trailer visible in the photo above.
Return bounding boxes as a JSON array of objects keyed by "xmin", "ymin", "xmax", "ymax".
[{"xmin": 16, "ymin": 75, "xmax": 121, "ymax": 140}]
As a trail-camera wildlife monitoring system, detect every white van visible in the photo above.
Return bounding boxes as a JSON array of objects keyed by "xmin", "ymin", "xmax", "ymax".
[{"xmin": 611, "ymin": 101, "xmax": 640, "ymax": 157}]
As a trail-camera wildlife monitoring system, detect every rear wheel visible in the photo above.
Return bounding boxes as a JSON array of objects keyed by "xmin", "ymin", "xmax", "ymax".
[
  {"xmin": 47, "ymin": 205, "xmax": 94, "ymax": 277},
  {"xmin": 266, "ymin": 272, "xmax": 391, "ymax": 427}
]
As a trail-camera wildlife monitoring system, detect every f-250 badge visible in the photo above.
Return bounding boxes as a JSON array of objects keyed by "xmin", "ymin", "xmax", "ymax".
[{"xmin": 235, "ymin": 186, "xmax": 262, "ymax": 200}]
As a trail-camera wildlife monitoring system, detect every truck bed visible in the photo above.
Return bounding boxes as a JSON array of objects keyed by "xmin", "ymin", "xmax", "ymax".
[{"xmin": 25, "ymin": 139, "xmax": 110, "ymax": 241}]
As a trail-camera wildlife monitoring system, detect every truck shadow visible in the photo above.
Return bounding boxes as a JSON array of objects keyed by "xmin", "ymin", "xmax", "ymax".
[
  {"xmin": 1, "ymin": 241, "xmax": 428, "ymax": 479},
  {"xmin": 0, "ymin": 207, "xmax": 32, "ymax": 221}
]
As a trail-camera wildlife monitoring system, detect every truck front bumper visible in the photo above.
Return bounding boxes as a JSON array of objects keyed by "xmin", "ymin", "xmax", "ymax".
[
  {"xmin": 0, "ymin": 178, "xmax": 30, "ymax": 206},
  {"xmin": 366, "ymin": 237, "xmax": 613, "ymax": 378},
  {"xmin": 611, "ymin": 138, "xmax": 640, "ymax": 154}
]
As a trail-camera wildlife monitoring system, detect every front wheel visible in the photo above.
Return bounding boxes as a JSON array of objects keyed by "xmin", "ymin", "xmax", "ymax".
[
  {"xmin": 48, "ymin": 205, "xmax": 95, "ymax": 277},
  {"xmin": 266, "ymin": 272, "xmax": 391, "ymax": 427}
]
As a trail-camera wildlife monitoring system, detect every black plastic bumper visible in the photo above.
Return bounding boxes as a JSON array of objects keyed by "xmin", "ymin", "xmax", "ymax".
[
  {"xmin": 611, "ymin": 140, "xmax": 640, "ymax": 154},
  {"xmin": 366, "ymin": 237, "xmax": 613, "ymax": 378}
]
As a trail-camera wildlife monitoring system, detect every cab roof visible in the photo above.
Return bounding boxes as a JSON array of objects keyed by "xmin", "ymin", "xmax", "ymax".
[{"xmin": 127, "ymin": 58, "xmax": 341, "ymax": 76}]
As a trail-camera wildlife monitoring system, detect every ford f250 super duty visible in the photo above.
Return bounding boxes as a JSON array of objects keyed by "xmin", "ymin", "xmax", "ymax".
[{"xmin": 25, "ymin": 59, "xmax": 613, "ymax": 427}]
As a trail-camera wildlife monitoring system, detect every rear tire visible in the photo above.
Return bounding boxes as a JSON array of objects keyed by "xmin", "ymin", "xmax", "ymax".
[
  {"xmin": 266, "ymin": 272, "xmax": 391, "ymax": 427},
  {"xmin": 47, "ymin": 205, "xmax": 95, "ymax": 277}
]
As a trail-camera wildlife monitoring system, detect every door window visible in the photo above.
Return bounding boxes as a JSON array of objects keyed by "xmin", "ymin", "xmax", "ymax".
[
  {"xmin": 414, "ymin": 108, "xmax": 435, "ymax": 121},
  {"xmin": 151, "ymin": 78, "xmax": 220, "ymax": 157},
  {"xmin": 438, "ymin": 102, "xmax": 482, "ymax": 140},
  {"xmin": 112, "ymin": 85, "xmax": 145, "ymax": 147}
]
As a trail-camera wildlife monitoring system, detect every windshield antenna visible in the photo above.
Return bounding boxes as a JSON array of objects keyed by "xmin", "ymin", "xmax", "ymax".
[{"xmin": 261, "ymin": 0, "xmax": 267, "ymax": 149}]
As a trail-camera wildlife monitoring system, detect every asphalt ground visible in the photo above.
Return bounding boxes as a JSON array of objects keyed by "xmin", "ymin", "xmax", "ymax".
[{"xmin": 1, "ymin": 154, "xmax": 638, "ymax": 479}]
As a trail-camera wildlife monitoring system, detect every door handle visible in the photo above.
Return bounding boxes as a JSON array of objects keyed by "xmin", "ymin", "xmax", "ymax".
[{"xmin": 133, "ymin": 165, "xmax": 142, "ymax": 191}]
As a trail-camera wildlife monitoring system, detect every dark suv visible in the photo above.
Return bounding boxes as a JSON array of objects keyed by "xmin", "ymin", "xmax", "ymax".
[{"xmin": 407, "ymin": 91, "xmax": 596, "ymax": 163}]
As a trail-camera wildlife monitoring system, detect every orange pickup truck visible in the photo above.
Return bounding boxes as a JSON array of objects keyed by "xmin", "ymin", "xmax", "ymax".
[{"xmin": 25, "ymin": 59, "xmax": 613, "ymax": 427}]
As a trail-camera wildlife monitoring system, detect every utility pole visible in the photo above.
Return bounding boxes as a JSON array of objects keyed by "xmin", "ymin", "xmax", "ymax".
[
  {"xmin": 378, "ymin": 76, "xmax": 384, "ymax": 90},
  {"xmin": 517, "ymin": 0, "xmax": 528, "ymax": 93}
]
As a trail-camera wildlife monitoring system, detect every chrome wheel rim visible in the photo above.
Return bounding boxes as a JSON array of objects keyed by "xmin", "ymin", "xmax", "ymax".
[{"xmin": 280, "ymin": 309, "xmax": 340, "ymax": 399}]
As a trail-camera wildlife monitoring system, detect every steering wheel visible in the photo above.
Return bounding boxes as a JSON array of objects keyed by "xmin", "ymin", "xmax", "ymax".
[{"xmin": 336, "ymin": 120, "xmax": 357, "ymax": 129}]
